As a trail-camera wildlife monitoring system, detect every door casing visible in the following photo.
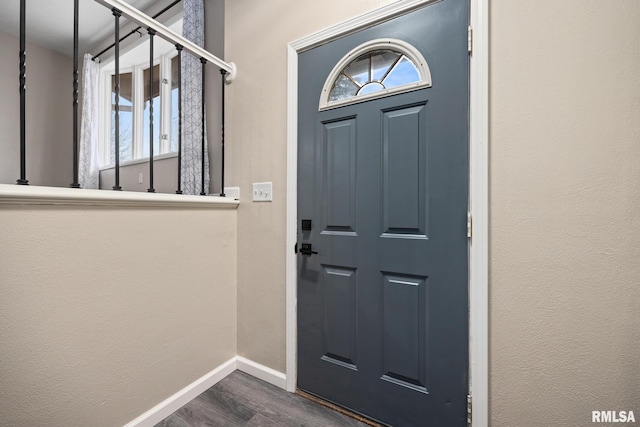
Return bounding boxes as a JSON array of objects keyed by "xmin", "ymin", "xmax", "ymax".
[{"xmin": 285, "ymin": 1, "xmax": 489, "ymax": 426}]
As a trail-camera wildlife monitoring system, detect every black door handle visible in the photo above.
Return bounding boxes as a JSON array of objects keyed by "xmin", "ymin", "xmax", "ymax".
[{"xmin": 299, "ymin": 243, "xmax": 318, "ymax": 256}]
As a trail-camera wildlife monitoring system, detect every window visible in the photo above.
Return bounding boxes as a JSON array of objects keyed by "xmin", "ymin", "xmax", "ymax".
[
  {"xmin": 320, "ymin": 39, "xmax": 432, "ymax": 110},
  {"xmin": 102, "ymin": 48, "xmax": 180, "ymax": 167},
  {"xmin": 329, "ymin": 50, "xmax": 420, "ymax": 101}
]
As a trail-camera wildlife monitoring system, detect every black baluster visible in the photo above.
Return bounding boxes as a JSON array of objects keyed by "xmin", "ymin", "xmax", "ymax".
[
  {"xmin": 175, "ymin": 45, "xmax": 183, "ymax": 195},
  {"xmin": 147, "ymin": 28, "xmax": 156, "ymax": 193},
  {"xmin": 112, "ymin": 8, "xmax": 122, "ymax": 191},
  {"xmin": 200, "ymin": 57, "xmax": 206, "ymax": 196},
  {"xmin": 17, "ymin": 0, "xmax": 28, "ymax": 185},
  {"xmin": 70, "ymin": 0, "xmax": 80, "ymax": 188},
  {"xmin": 220, "ymin": 69, "xmax": 227, "ymax": 197}
]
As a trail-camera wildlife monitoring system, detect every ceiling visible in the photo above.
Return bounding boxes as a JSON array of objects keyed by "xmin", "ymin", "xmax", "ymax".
[{"xmin": 0, "ymin": 0, "xmax": 158, "ymax": 57}]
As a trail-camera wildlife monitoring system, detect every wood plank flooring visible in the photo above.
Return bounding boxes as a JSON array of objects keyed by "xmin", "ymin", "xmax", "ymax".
[{"xmin": 155, "ymin": 371, "xmax": 369, "ymax": 427}]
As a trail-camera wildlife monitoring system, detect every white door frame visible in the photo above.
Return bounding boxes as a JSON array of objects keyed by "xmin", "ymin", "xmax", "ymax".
[{"xmin": 285, "ymin": 1, "xmax": 488, "ymax": 426}]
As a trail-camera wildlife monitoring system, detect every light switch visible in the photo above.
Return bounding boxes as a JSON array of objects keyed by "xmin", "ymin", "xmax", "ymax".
[
  {"xmin": 224, "ymin": 186, "xmax": 240, "ymax": 200},
  {"xmin": 252, "ymin": 182, "xmax": 273, "ymax": 202}
]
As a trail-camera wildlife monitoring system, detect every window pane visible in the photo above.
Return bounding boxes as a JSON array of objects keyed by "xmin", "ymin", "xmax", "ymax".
[
  {"xmin": 170, "ymin": 55, "xmax": 180, "ymax": 153},
  {"xmin": 343, "ymin": 53, "xmax": 370, "ymax": 86},
  {"xmin": 329, "ymin": 74, "xmax": 359, "ymax": 102},
  {"xmin": 382, "ymin": 56, "xmax": 420, "ymax": 88},
  {"xmin": 111, "ymin": 72, "xmax": 133, "ymax": 164},
  {"xmin": 143, "ymin": 64, "xmax": 161, "ymax": 158},
  {"xmin": 371, "ymin": 50, "xmax": 401, "ymax": 81},
  {"xmin": 358, "ymin": 81, "xmax": 385, "ymax": 95}
]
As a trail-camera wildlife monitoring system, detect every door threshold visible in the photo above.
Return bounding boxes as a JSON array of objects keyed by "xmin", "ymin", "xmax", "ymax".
[{"xmin": 296, "ymin": 389, "xmax": 388, "ymax": 427}]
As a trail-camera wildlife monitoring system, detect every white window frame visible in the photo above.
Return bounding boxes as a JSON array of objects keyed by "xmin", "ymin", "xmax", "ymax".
[{"xmin": 99, "ymin": 48, "xmax": 179, "ymax": 168}]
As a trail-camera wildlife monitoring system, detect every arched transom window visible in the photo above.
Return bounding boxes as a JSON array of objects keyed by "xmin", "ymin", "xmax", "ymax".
[{"xmin": 320, "ymin": 39, "xmax": 432, "ymax": 110}]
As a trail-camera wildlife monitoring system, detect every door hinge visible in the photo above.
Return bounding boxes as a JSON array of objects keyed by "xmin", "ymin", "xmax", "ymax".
[
  {"xmin": 468, "ymin": 25, "xmax": 473, "ymax": 54},
  {"xmin": 467, "ymin": 394, "xmax": 472, "ymax": 426},
  {"xmin": 467, "ymin": 212, "xmax": 473, "ymax": 238}
]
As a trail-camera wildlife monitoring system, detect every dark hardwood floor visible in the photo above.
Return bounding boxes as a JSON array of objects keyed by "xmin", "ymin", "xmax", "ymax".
[{"xmin": 155, "ymin": 370, "xmax": 369, "ymax": 426}]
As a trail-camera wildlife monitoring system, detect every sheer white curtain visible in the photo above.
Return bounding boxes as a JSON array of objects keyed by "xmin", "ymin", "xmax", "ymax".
[
  {"xmin": 180, "ymin": 0, "xmax": 209, "ymax": 195},
  {"xmin": 79, "ymin": 54, "xmax": 100, "ymax": 189}
]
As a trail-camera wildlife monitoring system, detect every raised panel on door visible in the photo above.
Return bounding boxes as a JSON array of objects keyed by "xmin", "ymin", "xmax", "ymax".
[
  {"xmin": 321, "ymin": 265, "xmax": 358, "ymax": 369},
  {"xmin": 321, "ymin": 117, "xmax": 357, "ymax": 235},
  {"xmin": 380, "ymin": 273, "xmax": 428, "ymax": 393},
  {"xmin": 382, "ymin": 103, "xmax": 428, "ymax": 238}
]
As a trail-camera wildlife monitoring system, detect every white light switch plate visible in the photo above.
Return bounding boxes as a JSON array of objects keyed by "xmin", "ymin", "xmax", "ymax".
[{"xmin": 253, "ymin": 182, "xmax": 273, "ymax": 202}]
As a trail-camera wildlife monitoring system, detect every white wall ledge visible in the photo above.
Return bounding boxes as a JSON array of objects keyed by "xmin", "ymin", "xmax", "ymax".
[{"xmin": 0, "ymin": 184, "xmax": 239, "ymax": 209}]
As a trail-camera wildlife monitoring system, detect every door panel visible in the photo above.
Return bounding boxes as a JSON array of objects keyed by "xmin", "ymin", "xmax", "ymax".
[
  {"xmin": 298, "ymin": 1, "xmax": 469, "ymax": 426},
  {"xmin": 322, "ymin": 118, "xmax": 357, "ymax": 233},
  {"xmin": 381, "ymin": 273, "xmax": 428, "ymax": 393},
  {"xmin": 321, "ymin": 265, "xmax": 358, "ymax": 368},
  {"xmin": 382, "ymin": 103, "xmax": 428, "ymax": 237}
]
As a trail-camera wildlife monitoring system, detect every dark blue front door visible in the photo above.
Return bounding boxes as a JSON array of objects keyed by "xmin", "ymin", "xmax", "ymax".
[{"xmin": 297, "ymin": 2, "xmax": 469, "ymax": 425}]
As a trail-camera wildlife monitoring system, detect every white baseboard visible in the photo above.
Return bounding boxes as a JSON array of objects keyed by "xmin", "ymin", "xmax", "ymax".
[
  {"xmin": 236, "ymin": 356, "xmax": 287, "ymax": 390},
  {"xmin": 124, "ymin": 357, "xmax": 237, "ymax": 427},
  {"xmin": 124, "ymin": 356, "xmax": 287, "ymax": 427}
]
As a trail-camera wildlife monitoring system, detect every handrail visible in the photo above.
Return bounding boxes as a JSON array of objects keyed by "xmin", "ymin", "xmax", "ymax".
[
  {"xmin": 94, "ymin": 0, "xmax": 237, "ymax": 82},
  {"xmin": 92, "ymin": 0, "xmax": 182, "ymax": 60}
]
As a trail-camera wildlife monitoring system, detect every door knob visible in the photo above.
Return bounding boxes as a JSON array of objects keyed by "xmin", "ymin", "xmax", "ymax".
[{"xmin": 299, "ymin": 243, "xmax": 318, "ymax": 256}]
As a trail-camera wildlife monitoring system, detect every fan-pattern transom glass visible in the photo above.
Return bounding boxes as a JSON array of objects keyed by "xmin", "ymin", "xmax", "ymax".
[
  {"xmin": 319, "ymin": 39, "xmax": 432, "ymax": 110},
  {"xmin": 328, "ymin": 49, "xmax": 421, "ymax": 102}
]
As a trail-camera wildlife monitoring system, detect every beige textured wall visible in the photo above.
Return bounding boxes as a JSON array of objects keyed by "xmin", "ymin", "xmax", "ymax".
[
  {"xmin": 0, "ymin": 31, "xmax": 72, "ymax": 187},
  {"xmin": 225, "ymin": 0, "xmax": 396, "ymax": 374},
  {"xmin": 490, "ymin": 1, "xmax": 640, "ymax": 425},
  {"xmin": 0, "ymin": 205, "xmax": 237, "ymax": 426},
  {"xmin": 100, "ymin": 156, "xmax": 179, "ymax": 193}
]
